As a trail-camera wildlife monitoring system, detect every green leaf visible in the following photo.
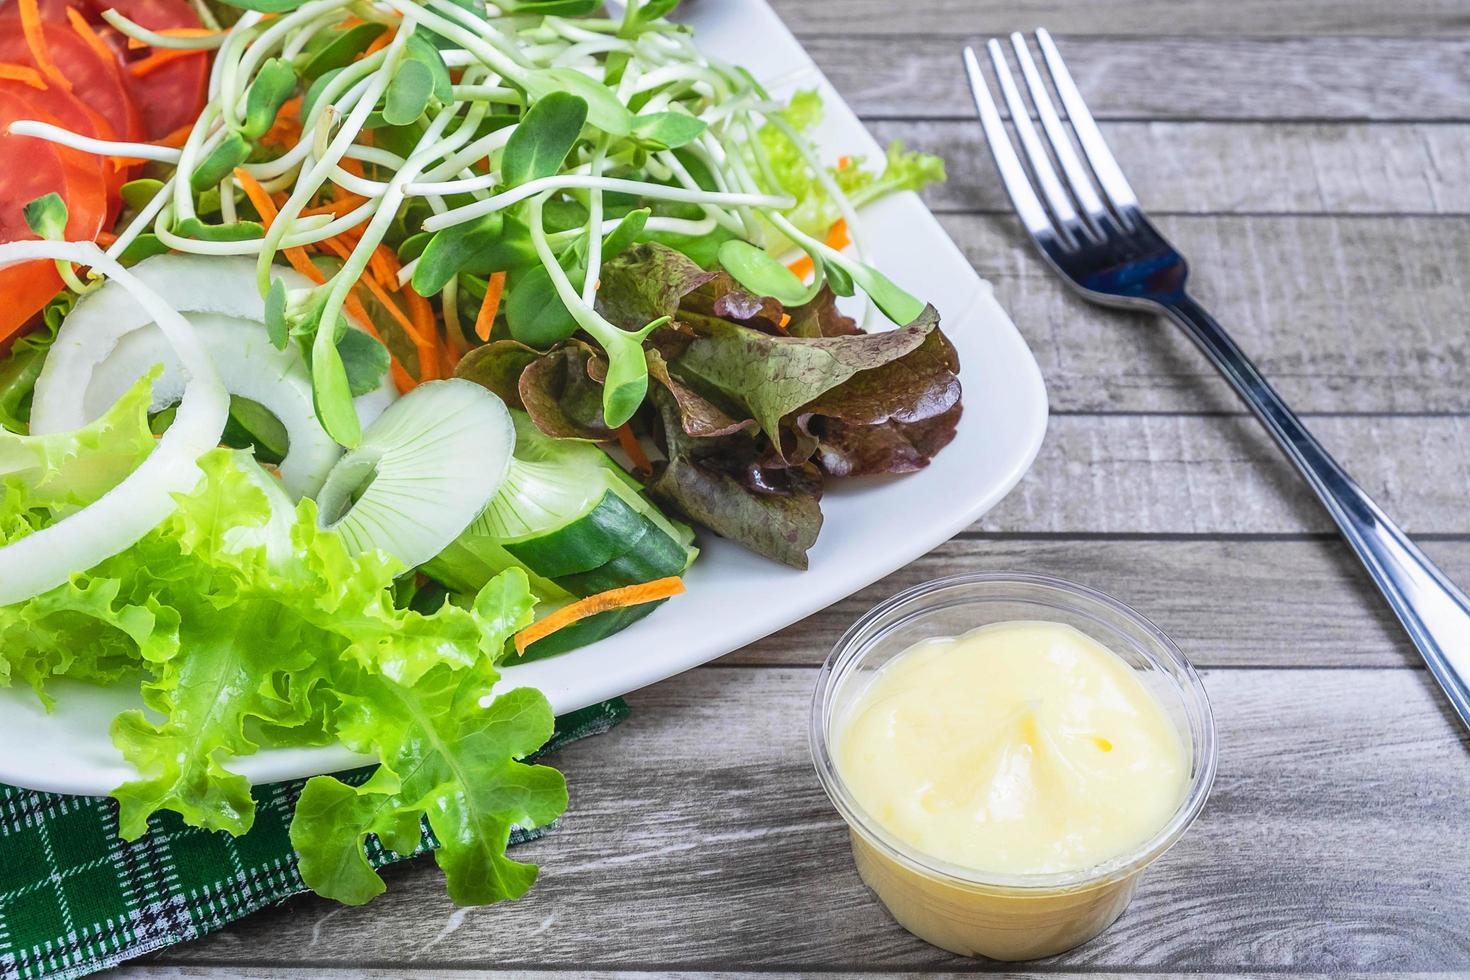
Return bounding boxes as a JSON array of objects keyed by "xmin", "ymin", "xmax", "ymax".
[
  {"xmin": 301, "ymin": 66, "xmax": 345, "ymax": 121},
  {"xmin": 23, "ymin": 193, "xmax": 67, "ymax": 240},
  {"xmin": 717, "ymin": 240, "xmax": 809, "ymax": 306},
  {"xmin": 190, "ymin": 132, "xmax": 253, "ymax": 192},
  {"xmin": 523, "ymin": 69, "xmax": 631, "ymax": 137},
  {"xmin": 823, "ymin": 256, "xmax": 854, "ymax": 297},
  {"xmin": 242, "ymin": 58, "xmax": 299, "ymax": 140},
  {"xmin": 120, "ymin": 178, "xmax": 165, "ymax": 213},
  {"xmin": 292, "ymin": 659, "xmax": 563, "ymax": 906},
  {"xmin": 404, "ymin": 35, "xmax": 452, "ymax": 105},
  {"xmin": 600, "ymin": 207, "xmax": 649, "ymax": 261},
  {"xmin": 224, "ymin": 395, "xmax": 290, "ymax": 463},
  {"xmin": 396, "ymin": 231, "xmax": 432, "ymax": 264},
  {"xmin": 302, "ymin": 23, "xmax": 386, "ymax": 82},
  {"xmin": 505, "ymin": 263, "xmax": 578, "ymax": 347},
  {"xmin": 502, "ymin": 92, "xmax": 587, "ymax": 188},
  {"xmin": 175, "ymin": 217, "xmax": 266, "ymax": 242},
  {"xmin": 630, "ymin": 111, "xmax": 706, "ymax": 150},
  {"xmin": 382, "ymin": 58, "xmax": 434, "ymax": 127},
  {"xmin": 411, "ymin": 212, "xmax": 505, "ymax": 296},
  {"xmin": 265, "ymin": 277, "xmax": 288, "ymax": 349},
  {"xmin": 337, "ymin": 327, "xmax": 391, "ymax": 397},
  {"xmin": 311, "ymin": 333, "xmax": 363, "ymax": 448},
  {"xmin": 117, "ymin": 233, "xmax": 170, "ymax": 265},
  {"xmin": 843, "ymin": 260, "xmax": 925, "ymax": 325}
]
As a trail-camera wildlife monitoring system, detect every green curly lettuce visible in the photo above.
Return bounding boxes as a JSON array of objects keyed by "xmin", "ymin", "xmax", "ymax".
[
  {"xmin": 0, "ymin": 433, "xmax": 563, "ymax": 905},
  {"xmin": 754, "ymin": 90, "xmax": 946, "ymax": 254}
]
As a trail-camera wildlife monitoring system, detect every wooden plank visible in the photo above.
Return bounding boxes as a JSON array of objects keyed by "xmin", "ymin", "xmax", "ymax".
[
  {"xmin": 869, "ymin": 121, "xmax": 1470, "ymax": 216},
  {"xmin": 983, "ymin": 414, "xmax": 1470, "ymax": 535},
  {"xmin": 771, "ymin": 0, "xmax": 1470, "ymax": 37},
  {"xmin": 937, "ymin": 213, "xmax": 1470, "ymax": 414},
  {"xmin": 116, "ymin": 971, "xmax": 1470, "ymax": 979},
  {"xmin": 798, "ymin": 37, "xmax": 1470, "ymax": 121},
  {"xmin": 150, "ymin": 667, "xmax": 1470, "ymax": 972},
  {"xmin": 720, "ymin": 538, "xmax": 1470, "ymax": 670}
]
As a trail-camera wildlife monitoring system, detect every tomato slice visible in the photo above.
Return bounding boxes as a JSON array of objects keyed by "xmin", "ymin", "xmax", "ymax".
[
  {"xmin": 0, "ymin": 90, "xmax": 108, "ymax": 342},
  {"xmin": 0, "ymin": 77, "xmax": 125, "ymax": 220},
  {"xmin": 35, "ymin": 0, "xmax": 209, "ymax": 142},
  {"xmin": 0, "ymin": 16, "xmax": 144, "ymax": 142}
]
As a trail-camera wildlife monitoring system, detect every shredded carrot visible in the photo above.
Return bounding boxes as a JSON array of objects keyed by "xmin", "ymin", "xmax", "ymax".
[
  {"xmin": 363, "ymin": 27, "xmax": 395, "ymax": 57},
  {"xmin": 473, "ymin": 271, "xmax": 505, "ymax": 342},
  {"xmin": 153, "ymin": 123, "xmax": 195, "ymax": 149},
  {"xmin": 367, "ymin": 243, "xmax": 399, "ymax": 291},
  {"xmin": 0, "ymin": 63, "xmax": 47, "ymax": 90},
  {"xmin": 777, "ymin": 312, "xmax": 791, "ymax": 330},
  {"xmin": 837, "ymin": 155, "xmax": 852, "ymax": 170},
  {"xmin": 65, "ymin": 9, "xmax": 117, "ymax": 73},
  {"xmin": 787, "ymin": 218, "xmax": 850, "ymax": 280},
  {"xmin": 514, "ymin": 577, "xmax": 685, "ymax": 656},
  {"xmin": 356, "ymin": 275, "xmax": 439, "ymax": 379},
  {"xmin": 19, "ymin": 0, "xmax": 71, "ymax": 92},
  {"xmin": 129, "ymin": 48, "xmax": 205, "ymax": 78},
  {"xmin": 125, "ymin": 27, "xmax": 221, "ymax": 49},
  {"xmin": 614, "ymin": 423, "xmax": 652, "ymax": 476},
  {"xmin": 259, "ymin": 96, "xmax": 302, "ymax": 151}
]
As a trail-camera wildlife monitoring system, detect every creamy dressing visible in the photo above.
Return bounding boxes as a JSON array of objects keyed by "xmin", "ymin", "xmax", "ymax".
[{"xmin": 836, "ymin": 621, "xmax": 1188, "ymax": 876}]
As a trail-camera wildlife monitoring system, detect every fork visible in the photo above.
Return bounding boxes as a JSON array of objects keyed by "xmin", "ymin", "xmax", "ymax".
[{"xmin": 963, "ymin": 31, "xmax": 1470, "ymax": 730}]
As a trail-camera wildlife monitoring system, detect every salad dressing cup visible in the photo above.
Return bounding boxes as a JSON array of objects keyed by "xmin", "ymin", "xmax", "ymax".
[{"xmin": 810, "ymin": 573, "xmax": 1216, "ymax": 961}]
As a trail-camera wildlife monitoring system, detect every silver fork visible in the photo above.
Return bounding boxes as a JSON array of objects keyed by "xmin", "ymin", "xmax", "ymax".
[{"xmin": 964, "ymin": 31, "xmax": 1470, "ymax": 730}]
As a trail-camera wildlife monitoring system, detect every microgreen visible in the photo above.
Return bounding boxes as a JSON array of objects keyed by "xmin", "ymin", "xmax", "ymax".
[
  {"xmin": 242, "ymin": 58, "xmax": 299, "ymax": 140},
  {"xmin": 502, "ymin": 93, "xmax": 588, "ymax": 188}
]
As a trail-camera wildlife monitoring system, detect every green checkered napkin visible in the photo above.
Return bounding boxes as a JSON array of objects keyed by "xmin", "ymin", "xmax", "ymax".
[{"xmin": 0, "ymin": 698, "xmax": 628, "ymax": 980}]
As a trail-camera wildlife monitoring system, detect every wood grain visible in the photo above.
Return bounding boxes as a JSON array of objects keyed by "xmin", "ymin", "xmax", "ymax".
[
  {"xmin": 938, "ymin": 213, "xmax": 1470, "ymax": 414},
  {"xmin": 720, "ymin": 537, "xmax": 1470, "ymax": 670},
  {"xmin": 771, "ymin": 0, "xmax": 1470, "ymax": 37},
  {"xmin": 117, "ymin": 972, "xmax": 1470, "ymax": 980},
  {"xmin": 149, "ymin": 667, "xmax": 1470, "ymax": 972},
  {"xmin": 984, "ymin": 414, "xmax": 1470, "ymax": 534},
  {"xmin": 869, "ymin": 121, "xmax": 1470, "ymax": 215},
  {"xmin": 800, "ymin": 37, "xmax": 1470, "ymax": 121}
]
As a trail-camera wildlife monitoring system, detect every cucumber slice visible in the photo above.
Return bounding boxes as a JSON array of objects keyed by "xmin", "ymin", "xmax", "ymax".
[
  {"xmin": 422, "ymin": 408, "xmax": 696, "ymax": 657},
  {"xmin": 317, "ymin": 379, "xmax": 515, "ymax": 568}
]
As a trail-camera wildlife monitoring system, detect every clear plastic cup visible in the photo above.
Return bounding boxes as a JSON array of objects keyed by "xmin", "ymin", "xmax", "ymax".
[{"xmin": 810, "ymin": 572, "xmax": 1217, "ymax": 961}]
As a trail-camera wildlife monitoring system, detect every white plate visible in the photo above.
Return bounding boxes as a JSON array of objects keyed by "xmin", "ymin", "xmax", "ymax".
[{"xmin": 0, "ymin": 0, "xmax": 1048, "ymax": 797}]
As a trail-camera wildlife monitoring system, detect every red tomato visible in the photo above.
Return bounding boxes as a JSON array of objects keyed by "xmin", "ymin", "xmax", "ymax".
[
  {"xmin": 0, "ymin": 91, "xmax": 108, "ymax": 341},
  {"xmin": 0, "ymin": 17, "xmax": 144, "ymax": 142},
  {"xmin": 0, "ymin": 78, "xmax": 126, "ymax": 219},
  {"xmin": 35, "ymin": 0, "xmax": 209, "ymax": 142}
]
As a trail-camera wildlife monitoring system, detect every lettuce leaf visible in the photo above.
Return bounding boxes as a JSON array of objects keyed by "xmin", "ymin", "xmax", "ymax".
[
  {"xmin": 0, "ymin": 441, "xmax": 564, "ymax": 903},
  {"xmin": 754, "ymin": 90, "xmax": 946, "ymax": 252}
]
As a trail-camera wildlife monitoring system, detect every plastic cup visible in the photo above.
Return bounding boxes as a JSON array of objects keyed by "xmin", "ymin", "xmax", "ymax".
[{"xmin": 810, "ymin": 572, "xmax": 1216, "ymax": 961}]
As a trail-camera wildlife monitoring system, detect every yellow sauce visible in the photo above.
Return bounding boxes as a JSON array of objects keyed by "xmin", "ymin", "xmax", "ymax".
[{"xmin": 833, "ymin": 621, "xmax": 1190, "ymax": 959}]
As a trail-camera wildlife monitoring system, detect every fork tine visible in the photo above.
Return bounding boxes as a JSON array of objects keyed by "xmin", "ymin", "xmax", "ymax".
[
  {"xmin": 983, "ymin": 38, "xmax": 1083, "ymax": 244},
  {"xmin": 1008, "ymin": 32, "xmax": 1108, "ymax": 230},
  {"xmin": 961, "ymin": 45, "xmax": 1052, "ymax": 239},
  {"xmin": 1034, "ymin": 28, "xmax": 1139, "ymax": 215}
]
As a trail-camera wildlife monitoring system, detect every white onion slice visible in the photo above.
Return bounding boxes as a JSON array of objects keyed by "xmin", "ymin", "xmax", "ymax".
[
  {"xmin": 0, "ymin": 241, "xmax": 229, "ymax": 606},
  {"xmin": 316, "ymin": 379, "xmax": 515, "ymax": 568},
  {"xmin": 30, "ymin": 253, "xmax": 396, "ymax": 499}
]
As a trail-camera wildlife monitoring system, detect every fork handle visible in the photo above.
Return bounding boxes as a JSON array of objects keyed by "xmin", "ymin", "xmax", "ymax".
[{"xmin": 1165, "ymin": 293, "xmax": 1470, "ymax": 728}]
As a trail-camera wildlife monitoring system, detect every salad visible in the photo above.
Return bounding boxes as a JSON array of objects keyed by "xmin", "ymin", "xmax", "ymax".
[{"xmin": 0, "ymin": 0, "xmax": 957, "ymax": 908}]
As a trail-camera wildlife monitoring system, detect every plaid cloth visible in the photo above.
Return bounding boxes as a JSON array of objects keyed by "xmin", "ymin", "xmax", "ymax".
[{"xmin": 0, "ymin": 698, "xmax": 629, "ymax": 980}]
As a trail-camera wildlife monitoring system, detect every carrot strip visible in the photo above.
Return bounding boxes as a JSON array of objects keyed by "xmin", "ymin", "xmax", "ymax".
[
  {"xmin": 19, "ymin": 0, "xmax": 71, "ymax": 92},
  {"xmin": 153, "ymin": 123, "xmax": 195, "ymax": 149},
  {"xmin": 473, "ymin": 270, "xmax": 505, "ymax": 342},
  {"xmin": 514, "ymin": 577, "xmax": 685, "ymax": 656},
  {"xmin": 129, "ymin": 48, "xmax": 205, "ymax": 78},
  {"xmin": 367, "ymin": 243, "xmax": 398, "ymax": 291},
  {"xmin": 837, "ymin": 155, "xmax": 852, "ymax": 170},
  {"xmin": 65, "ymin": 9, "xmax": 117, "ymax": 73},
  {"xmin": 787, "ymin": 218, "xmax": 849, "ymax": 280},
  {"xmin": 357, "ymin": 271, "xmax": 438, "ymax": 368},
  {"xmin": 0, "ymin": 63, "xmax": 47, "ymax": 90},
  {"xmin": 613, "ymin": 423, "xmax": 651, "ymax": 476}
]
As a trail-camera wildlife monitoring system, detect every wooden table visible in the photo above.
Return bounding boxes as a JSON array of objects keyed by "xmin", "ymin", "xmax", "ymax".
[{"xmin": 128, "ymin": 2, "xmax": 1470, "ymax": 976}]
